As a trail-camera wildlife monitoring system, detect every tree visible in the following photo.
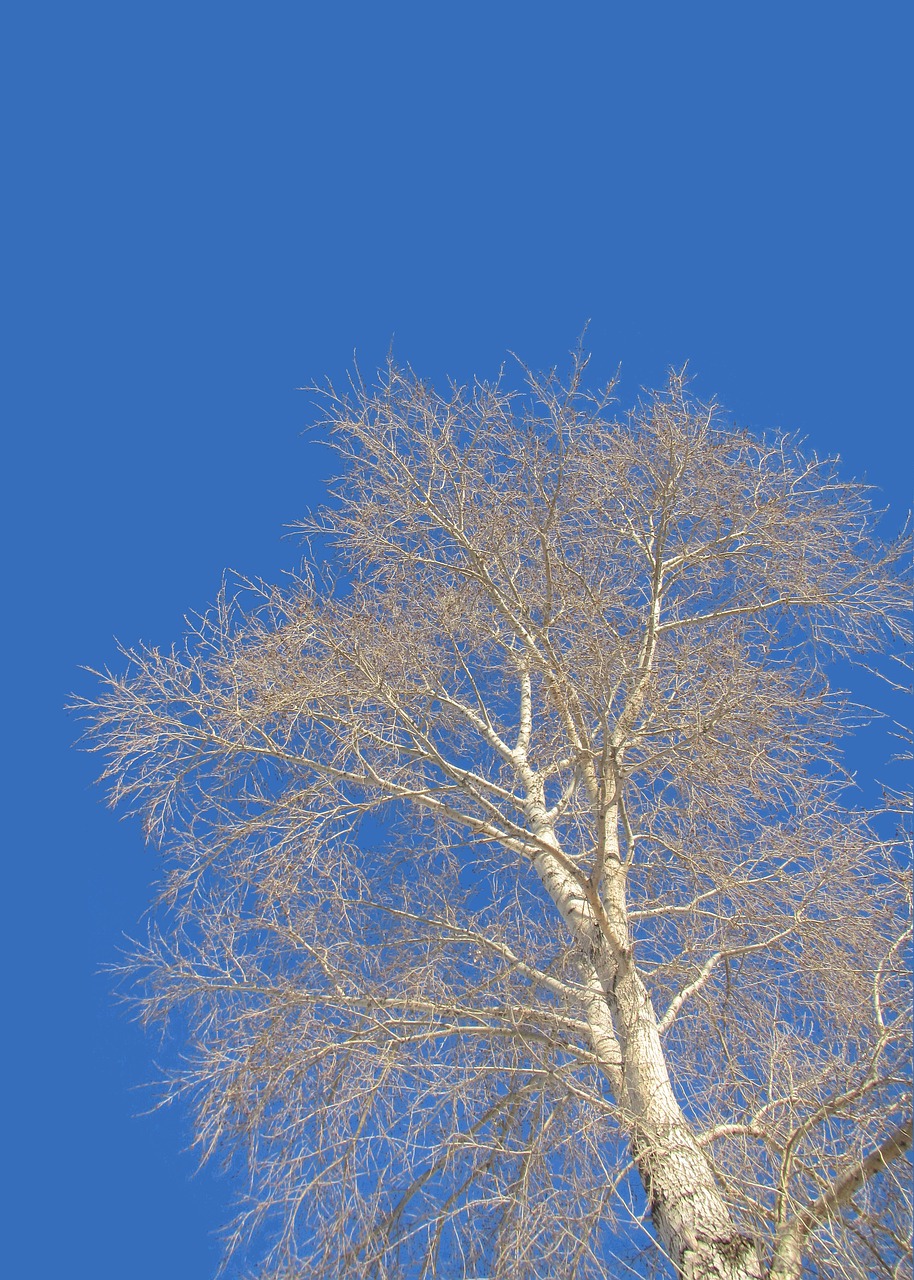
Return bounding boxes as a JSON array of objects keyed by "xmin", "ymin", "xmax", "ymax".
[{"xmin": 81, "ymin": 357, "xmax": 912, "ymax": 1280}]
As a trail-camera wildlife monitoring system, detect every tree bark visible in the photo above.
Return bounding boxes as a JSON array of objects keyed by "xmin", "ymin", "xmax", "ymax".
[
  {"xmin": 610, "ymin": 954, "xmax": 762, "ymax": 1279},
  {"xmin": 532, "ymin": 826, "xmax": 762, "ymax": 1280}
]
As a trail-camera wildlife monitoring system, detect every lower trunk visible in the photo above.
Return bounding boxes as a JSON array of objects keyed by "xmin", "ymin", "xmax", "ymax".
[
  {"xmin": 611, "ymin": 957, "xmax": 762, "ymax": 1280},
  {"xmin": 533, "ymin": 838, "xmax": 762, "ymax": 1279}
]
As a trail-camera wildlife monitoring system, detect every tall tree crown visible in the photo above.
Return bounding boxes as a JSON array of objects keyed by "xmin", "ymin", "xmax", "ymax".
[{"xmin": 82, "ymin": 359, "xmax": 911, "ymax": 1280}]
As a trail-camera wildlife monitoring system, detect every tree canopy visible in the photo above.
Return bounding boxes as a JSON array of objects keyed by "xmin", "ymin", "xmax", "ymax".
[{"xmin": 82, "ymin": 358, "xmax": 912, "ymax": 1279}]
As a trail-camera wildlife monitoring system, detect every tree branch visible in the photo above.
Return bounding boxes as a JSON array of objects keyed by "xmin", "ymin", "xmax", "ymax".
[{"xmin": 769, "ymin": 1118, "xmax": 913, "ymax": 1280}]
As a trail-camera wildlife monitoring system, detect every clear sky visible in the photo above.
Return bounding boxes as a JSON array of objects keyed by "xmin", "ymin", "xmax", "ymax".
[{"xmin": 5, "ymin": 3, "xmax": 911, "ymax": 1277}]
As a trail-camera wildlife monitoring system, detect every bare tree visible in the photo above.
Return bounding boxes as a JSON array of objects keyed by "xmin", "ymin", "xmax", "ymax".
[{"xmin": 80, "ymin": 357, "xmax": 912, "ymax": 1280}]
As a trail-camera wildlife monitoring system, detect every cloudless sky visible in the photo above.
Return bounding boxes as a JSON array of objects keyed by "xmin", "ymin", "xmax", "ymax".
[{"xmin": 4, "ymin": 3, "xmax": 911, "ymax": 1277}]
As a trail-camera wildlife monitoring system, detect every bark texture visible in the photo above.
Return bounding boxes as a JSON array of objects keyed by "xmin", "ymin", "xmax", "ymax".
[{"xmin": 536, "ymin": 836, "xmax": 762, "ymax": 1280}]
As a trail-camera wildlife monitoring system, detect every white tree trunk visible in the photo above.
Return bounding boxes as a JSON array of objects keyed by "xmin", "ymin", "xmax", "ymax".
[
  {"xmin": 532, "ymin": 826, "xmax": 762, "ymax": 1280},
  {"xmin": 610, "ymin": 957, "xmax": 762, "ymax": 1279}
]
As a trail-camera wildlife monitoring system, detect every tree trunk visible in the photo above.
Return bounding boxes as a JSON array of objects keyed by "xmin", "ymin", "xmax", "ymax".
[
  {"xmin": 532, "ymin": 830, "xmax": 762, "ymax": 1280},
  {"xmin": 610, "ymin": 955, "xmax": 762, "ymax": 1279}
]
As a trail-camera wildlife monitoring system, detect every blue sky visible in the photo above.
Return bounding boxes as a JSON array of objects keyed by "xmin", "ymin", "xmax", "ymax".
[{"xmin": 4, "ymin": 3, "xmax": 911, "ymax": 1276}]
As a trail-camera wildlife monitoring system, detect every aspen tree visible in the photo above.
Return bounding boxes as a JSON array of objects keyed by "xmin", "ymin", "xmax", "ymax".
[{"xmin": 81, "ymin": 357, "xmax": 912, "ymax": 1279}]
